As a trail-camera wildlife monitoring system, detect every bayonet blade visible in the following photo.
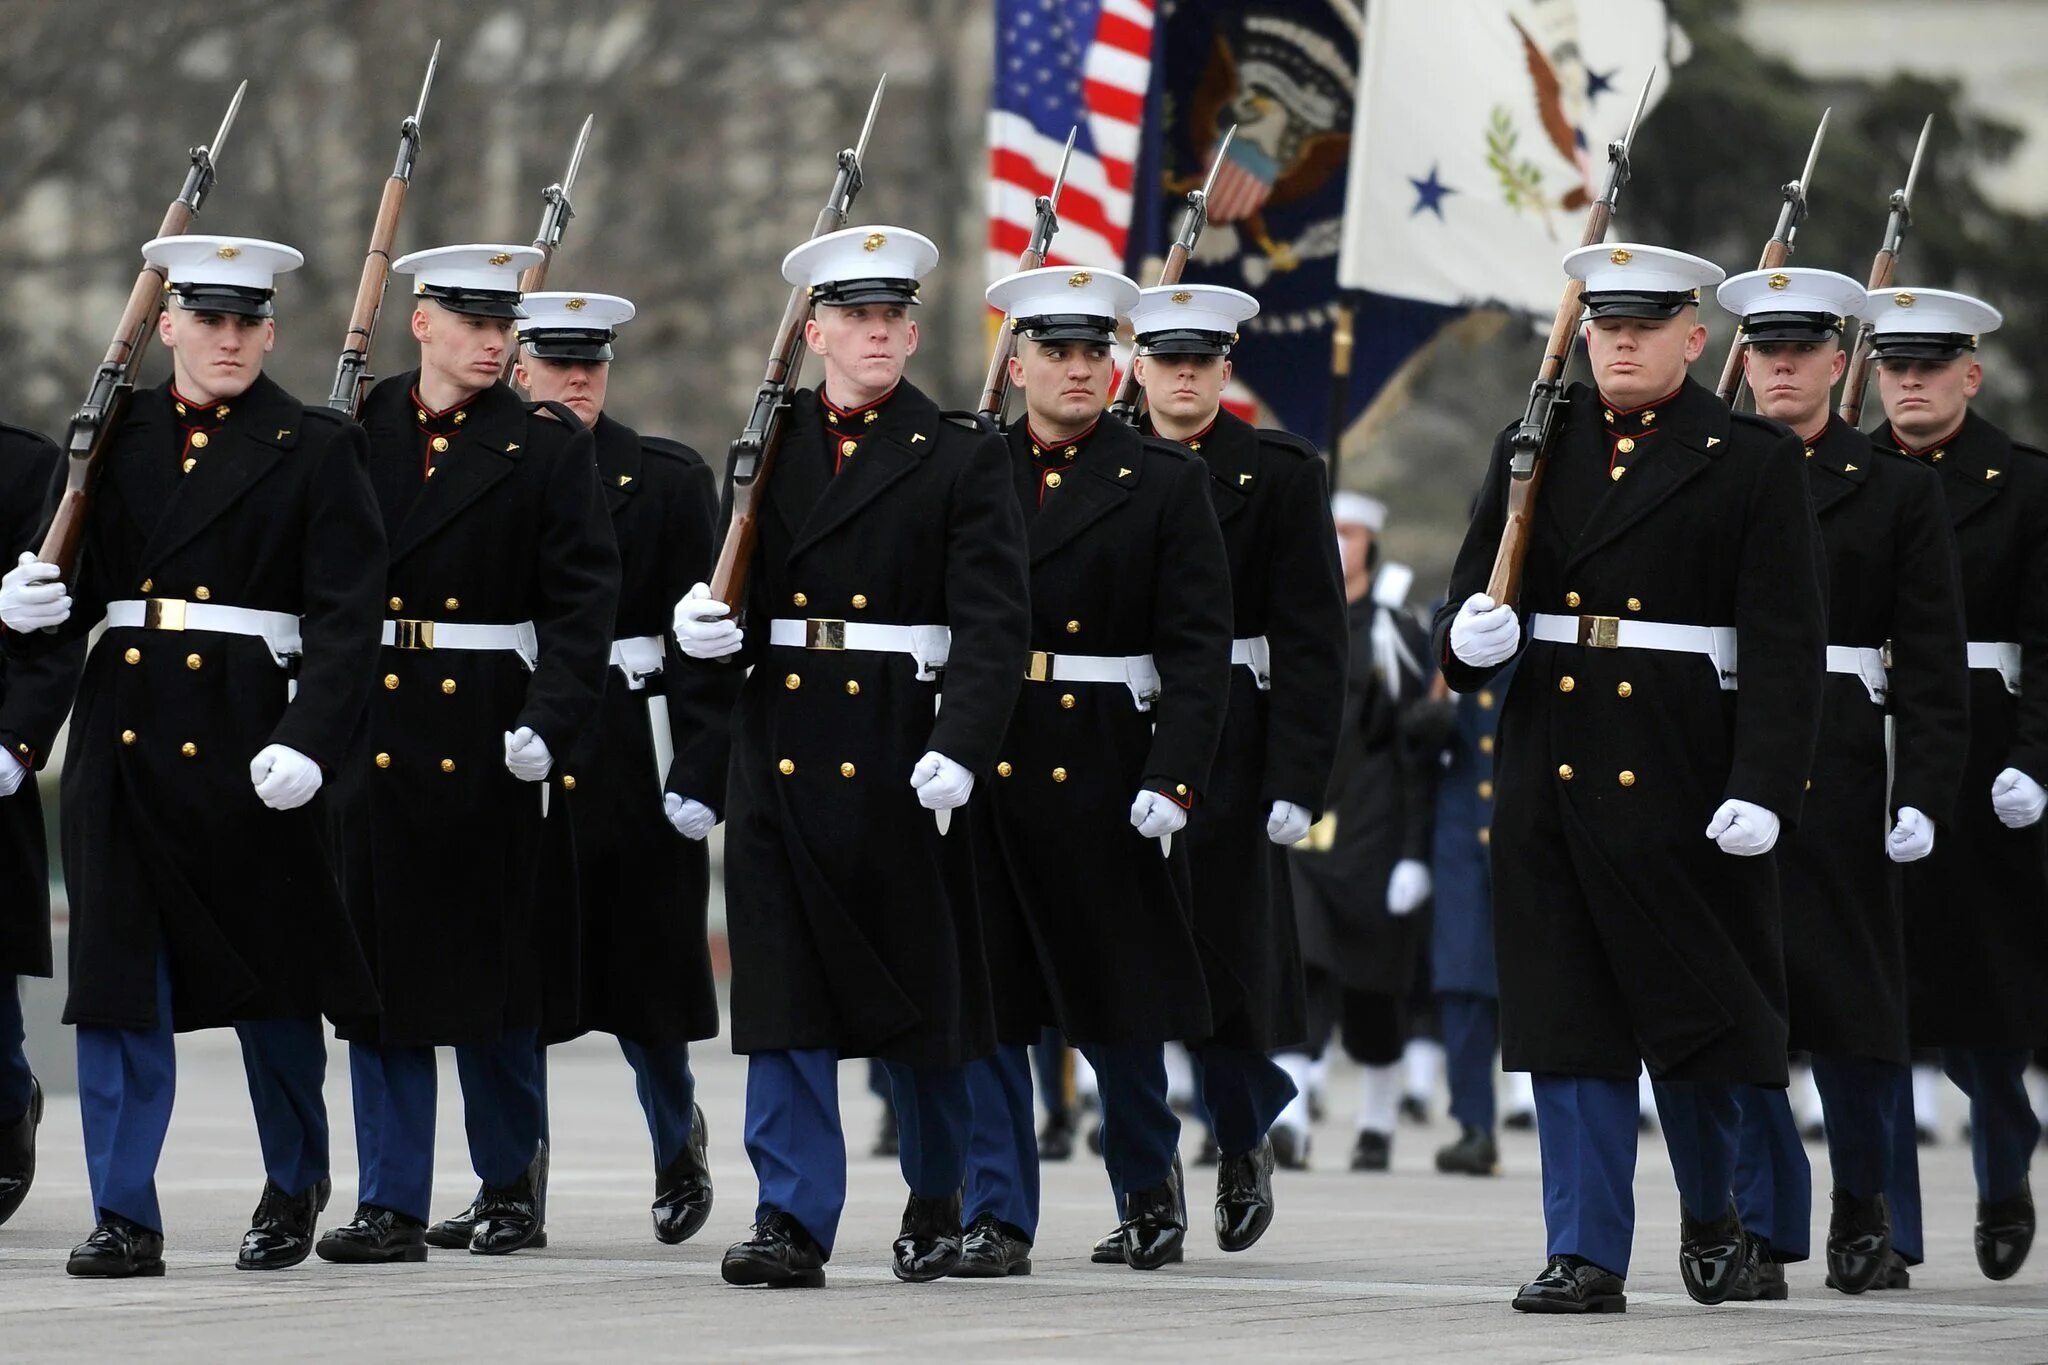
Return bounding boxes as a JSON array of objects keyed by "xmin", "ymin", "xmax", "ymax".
[
  {"xmin": 208, "ymin": 79, "xmax": 249, "ymax": 162},
  {"xmin": 1618, "ymin": 66, "xmax": 1656, "ymax": 158},
  {"xmin": 854, "ymin": 74, "xmax": 887, "ymax": 163},
  {"xmin": 1199, "ymin": 124, "xmax": 1238, "ymax": 202},
  {"xmin": 412, "ymin": 39, "xmax": 442, "ymax": 124},
  {"xmin": 1901, "ymin": 113, "xmax": 1934, "ymax": 210},
  {"xmin": 1047, "ymin": 126, "xmax": 1077, "ymax": 206},
  {"xmin": 560, "ymin": 114, "xmax": 595, "ymax": 200},
  {"xmin": 1797, "ymin": 106, "xmax": 1830, "ymax": 194}
]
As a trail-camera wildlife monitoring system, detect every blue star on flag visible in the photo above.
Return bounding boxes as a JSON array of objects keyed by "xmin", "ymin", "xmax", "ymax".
[
  {"xmin": 1587, "ymin": 67, "xmax": 1619, "ymax": 102},
  {"xmin": 1408, "ymin": 164, "xmax": 1455, "ymax": 220}
]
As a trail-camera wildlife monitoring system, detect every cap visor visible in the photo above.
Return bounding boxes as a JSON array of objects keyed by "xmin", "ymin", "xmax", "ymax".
[
  {"xmin": 521, "ymin": 338, "xmax": 614, "ymax": 361},
  {"xmin": 172, "ymin": 287, "xmax": 273, "ymax": 318}
]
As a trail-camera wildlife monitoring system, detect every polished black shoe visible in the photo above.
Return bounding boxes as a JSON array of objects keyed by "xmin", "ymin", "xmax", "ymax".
[
  {"xmin": 1270, "ymin": 1125, "xmax": 1310, "ymax": 1171},
  {"xmin": 892, "ymin": 1191, "xmax": 964, "ymax": 1282},
  {"xmin": 1799, "ymin": 1119, "xmax": 1827, "ymax": 1143},
  {"xmin": 1502, "ymin": 1108, "xmax": 1536, "ymax": 1132},
  {"xmin": 1976, "ymin": 1179, "xmax": 2035, "ymax": 1282},
  {"xmin": 951, "ymin": 1211, "xmax": 1033, "ymax": 1277},
  {"xmin": 1398, "ymin": 1094, "xmax": 1431, "ymax": 1126},
  {"xmin": 237, "ymin": 1177, "xmax": 331, "ymax": 1271},
  {"xmin": 315, "ymin": 1204, "xmax": 429, "ymax": 1264},
  {"xmin": 1725, "ymin": 1235, "xmax": 1788, "ymax": 1302},
  {"xmin": 1215, "ymin": 1136, "xmax": 1275, "ymax": 1252},
  {"xmin": 871, "ymin": 1103, "xmax": 900, "ymax": 1159},
  {"xmin": 1434, "ymin": 1125, "xmax": 1501, "ymax": 1176},
  {"xmin": 652, "ymin": 1104, "xmax": 713, "ymax": 1245},
  {"xmin": 722, "ymin": 1210, "xmax": 826, "ymax": 1288},
  {"xmin": 1914, "ymin": 1123, "xmax": 1939, "ymax": 1147},
  {"xmin": 1307, "ymin": 1088, "xmax": 1326, "ymax": 1125},
  {"xmin": 1511, "ymin": 1254, "xmax": 1626, "ymax": 1313},
  {"xmin": 1194, "ymin": 1132, "xmax": 1221, "ymax": 1168},
  {"xmin": 471, "ymin": 1145, "xmax": 548, "ymax": 1255},
  {"xmin": 1085, "ymin": 1119, "xmax": 1105, "ymax": 1156},
  {"xmin": 1349, "ymin": 1129, "xmax": 1391, "ymax": 1172},
  {"xmin": 423, "ymin": 1196, "xmax": 480, "ymax": 1250},
  {"xmin": 1823, "ymin": 1190, "xmax": 1891, "ymax": 1295},
  {"xmin": 66, "ymin": 1213, "xmax": 165, "ymax": 1278},
  {"xmin": 1037, "ymin": 1111, "xmax": 1076, "ymax": 1162},
  {"xmin": 1120, "ymin": 1158, "xmax": 1188, "ymax": 1271},
  {"xmin": 1678, "ymin": 1200, "xmax": 1747, "ymax": 1305},
  {"xmin": 0, "ymin": 1076, "xmax": 43, "ymax": 1227}
]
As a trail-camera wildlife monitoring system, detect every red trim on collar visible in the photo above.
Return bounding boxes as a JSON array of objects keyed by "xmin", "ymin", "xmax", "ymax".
[
  {"xmin": 1026, "ymin": 417, "xmax": 1099, "ymax": 454},
  {"xmin": 1889, "ymin": 421, "xmax": 1966, "ymax": 459},
  {"xmin": 411, "ymin": 385, "xmax": 481, "ymax": 424},
  {"xmin": 1174, "ymin": 415, "xmax": 1219, "ymax": 449},
  {"xmin": 821, "ymin": 383, "xmax": 899, "ymax": 422},
  {"xmin": 1598, "ymin": 385, "xmax": 1684, "ymax": 418}
]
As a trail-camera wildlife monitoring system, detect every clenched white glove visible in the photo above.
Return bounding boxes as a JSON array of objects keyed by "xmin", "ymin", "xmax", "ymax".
[
  {"xmin": 664, "ymin": 793, "xmax": 719, "ymax": 840},
  {"xmin": 249, "ymin": 743, "xmax": 322, "ymax": 811},
  {"xmin": 504, "ymin": 726, "xmax": 554, "ymax": 782},
  {"xmin": 672, "ymin": 582, "xmax": 743, "ymax": 660},
  {"xmin": 1387, "ymin": 858, "xmax": 1432, "ymax": 915},
  {"xmin": 1130, "ymin": 789, "xmax": 1188, "ymax": 840},
  {"xmin": 1449, "ymin": 592, "xmax": 1519, "ymax": 668},
  {"xmin": 1706, "ymin": 798, "xmax": 1780, "ymax": 856},
  {"xmin": 910, "ymin": 751, "xmax": 974, "ymax": 811},
  {"xmin": 1886, "ymin": 806, "xmax": 1935, "ymax": 863},
  {"xmin": 1267, "ymin": 800, "xmax": 1312, "ymax": 846},
  {"xmin": 1992, "ymin": 768, "xmax": 2047, "ymax": 829},
  {"xmin": 0, "ymin": 754, "xmax": 25, "ymax": 799},
  {"xmin": 0, "ymin": 553, "xmax": 69, "ymax": 632}
]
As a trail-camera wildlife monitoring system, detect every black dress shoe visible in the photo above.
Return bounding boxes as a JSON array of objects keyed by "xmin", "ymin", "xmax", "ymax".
[
  {"xmin": 1307, "ymin": 1089, "xmax": 1326, "ymax": 1125},
  {"xmin": 1434, "ymin": 1125, "xmax": 1501, "ymax": 1176},
  {"xmin": 1725, "ymin": 1234, "xmax": 1788, "ymax": 1302},
  {"xmin": 1270, "ymin": 1126, "xmax": 1310, "ymax": 1171},
  {"xmin": 652, "ymin": 1103, "xmax": 713, "ymax": 1245},
  {"xmin": 1194, "ymin": 1132, "xmax": 1221, "ymax": 1168},
  {"xmin": 892, "ymin": 1191, "xmax": 964, "ymax": 1282},
  {"xmin": 1503, "ymin": 1109, "xmax": 1536, "ymax": 1132},
  {"xmin": 237, "ymin": 1177, "xmax": 331, "ymax": 1271},
  {"xmin": 1398, "ymin": 1095, "xmax": 1431, "ymax": 1126},
  {"xmin": 1823, "ymin": 1189, "xmax": 1891, "ymax": 1295},
  {"xmin": 1038, "ymin": 1111, "xmax": 1076, "ymax": 1162},
  {"xmin": 1085, "ymin": 1119, "xmax": 1105, "ymax": 1156},
  {"xmin": 951, "ymin": 1212, "xmax": 1033, "ymax": 1277},
  {"xmin": 1799, "ymin": 1119, "xmax": 1827, "ymax": 1143},
  {"xmin": 1976, "ymin": 1179, "xmax": 2035, "ymax": 1282},
  {"xmin": 471, "ymin": 1145, "xmax": 548, "ymax": 1255},
  {"xmin": 1511, "ymin": 1254, "xmax": 1626, "ymax": 1313},
  {"xmin": 0, "ymin": 1076, "xmax": 42, "ymax": 1227},
  {"xmin": 66, "ymin": 1213, "xmax": 165, "ymax": 1278},
  {"xmin": 722, "ymin": 1209, "xmax": 826, "ymax": 1288},
  {"xmin": 872, "ymin": 1104, "xmax": 900, "ymax": 1159},
  {"xmin": 424, "ymin": 1196, "xmax": 480, "ymax": 1249},
  {"xmin": 1915, "ymin": 1124, "xmax": 1939, "ymax": 1147},
  {"xmin": 1215, "ymin": 1136, "xmax": 1275, "ymax": 1252},
  {"xmin": 315, "ymin": 1204, "xmax": 429, "ymax": 1264},
  {"xmin": 1350, "ymin": 1129, "xmax": 1391, "ymax": 1172},
  {"xmin": 1678, "ymin": 1200, "xmax": 1747, "ymax": 1305},
  {"xmin": 1120, "ymin": 1157, "xmax": 1187, "ymax": 1270}
]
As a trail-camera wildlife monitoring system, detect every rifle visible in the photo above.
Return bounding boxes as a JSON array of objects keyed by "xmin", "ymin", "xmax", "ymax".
[
  {"xmin": 978, "ymin": 126, "xmax": 1077, "ymax": 421},
  {"xmin": 1714, "ymin": 108, "xmax": 1830, "ymax": 406},
  {"xmin": 499, "ymin": 113, "xmax": 595, "ymax": 380},
  {"xmin": 708, "ymin": 74, "xmax": 887, "ymax": 612},
  {"xmin": 1483, "ymin": 69, "xmax": 1655, "ymax": 607},
  {"xmin": 328, "ymin": 42, "xmax": 441, "ymax": 417},
  {"xmin": 1836, "ymin": 115, "xmax": 1934, "ymax": 428},
  {"xmin": 39, "ymin": 82, "xmax": 248, "ymax": 577},
  {"xmin": 1108, "ymin": 124, "xmax": 1236, "ymax": 427}
]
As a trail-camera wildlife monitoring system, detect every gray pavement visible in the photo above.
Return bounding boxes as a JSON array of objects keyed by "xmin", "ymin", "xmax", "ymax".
[{"xmin": 1, "ymin": 1028, "xmax": 2045, "ymax": 1362}]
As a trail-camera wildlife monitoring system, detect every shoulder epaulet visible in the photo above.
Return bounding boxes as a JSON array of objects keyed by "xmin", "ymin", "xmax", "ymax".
[
  {"xmin": 0, "ymin": 420, "xmax": 57, "ymax": 454},
  {"xmin": 1255, "ymin": 429, "xmax": 1321, "ymax": 463},
  {"xmin": 1140, "ymin": 433, "xmax": 1195, "ymax": 462},
  {"xmin": 942, "ymin": 409, "xmax": 1001, "ymax": 437},
  {"xmin": 2009, "ymin": 439, "xmax": 2048, "ymax": 463},
  {"xmin": 641, "ymin": 435, "xmax": 706, "ymax": 469},
  {"xmin": 297, "ymin": 405, "xmax": 346, "ymax": 432},
  {"xmin": 1729, "ymin": 409, "xmax": 1794, "ymax": 442}
]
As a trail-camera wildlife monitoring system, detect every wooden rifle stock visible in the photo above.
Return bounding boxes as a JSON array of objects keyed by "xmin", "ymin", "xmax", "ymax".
[
  {"xmin": 330, "ymin": 176, "xmax": 410, "ymax": 417},
  {"xmin": 1837, "ymin": 246, "xmax": 1899, "ymax": 428},
  {"xmin": 1483, "ymin": 278, "xmax": 1582, "ymax": 606}
]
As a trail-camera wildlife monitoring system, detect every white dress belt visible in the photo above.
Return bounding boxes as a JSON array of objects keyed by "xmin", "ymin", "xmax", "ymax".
[
  {"xmin": 767, "ymin": 618, "xmax": 950, "ymax": 681},
  {"xmin": 1231, "ymin": 635, "xmax": 1272, "ymax": 690},
  {"xmin": 1529, "ymin": 612, "xmax": 1738, "ymax": 691},
  {"xmin": 1967, "ymin": 640, "xmax": 2022, "ymax": 696},
  {"xmin": 1023, "ymin": 649, "xmax": 1161, "ymax": 711},
  {"xmin": 610, "ymin": 634, "xmax": 666, "ymax": 691},
  {"xmin": 379, "ymin": 618, "xmax": 538, "ymax": 671},
  {"xmin": 104, "ymin": 598, "xmax": 301, "ymax": 668},
  {"xmin": 1824, "ymin": 645, "xmax": 1889, "ymax": 705}
]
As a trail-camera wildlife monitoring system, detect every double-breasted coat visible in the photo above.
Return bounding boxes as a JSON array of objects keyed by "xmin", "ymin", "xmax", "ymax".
[
  {"xmin": 1877, "ymin": 411, "xmax": 2048, "ymax": 1047},
  {"xmin": 1779, "ymin": 418, "xmax": 1967, "ymax": 1062},
  {"xmin": 336, "ymin": 373, "xmax": 618, "ymax": 1048},
  {"xmin": 976, "ymin": 414, "xmax": 1233, "ymax": 1047},
  {"xmin": 1151, "ymin": 410, "xmax": 1345, "ymax": 1054},
  {"xmin": 23, "ymin": 376, "xmax": 385, "ymax": 1031},
  {"xmin": 716, "ymin": 380, "xmax": 1029, "ymax": 1068},
  {"xmin": 1431, "ymin": 378, "xmax": 1825, "ymax": 1084},
  {"xmin": 1431, "ymin": 658, "xmax": 1519, "ymax": 1001}
]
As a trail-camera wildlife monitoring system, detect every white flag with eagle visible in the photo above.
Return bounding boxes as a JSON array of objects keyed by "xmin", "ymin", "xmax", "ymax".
[{"xmin": 1337, "ymin": 0, "xmax": 1680, "ymax": 314}]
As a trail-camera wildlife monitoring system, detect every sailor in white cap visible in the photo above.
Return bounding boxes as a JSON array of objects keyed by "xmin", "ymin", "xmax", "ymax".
[
  {"xmin": 674, "ymin": 224, "xmax": 1030, "ymax": 1289},
  {"xmin": 1867, "ymin": 285, "xmax": 2048, "ymax": 1284},
  {"xmin": 1124, "ymin": 282, "xmax": 1345, "ymax": 1250},
  {"xmin": 0, "ymin": 234, "xmax": 388, "ymax": 1276},
  {"xmin": 1432, "ymin": 241, "xmax": 1826, "ymax": 1312},
  {"xmin": 314, "ymin": 246, "xmax": 620, "ymax": 1266}
]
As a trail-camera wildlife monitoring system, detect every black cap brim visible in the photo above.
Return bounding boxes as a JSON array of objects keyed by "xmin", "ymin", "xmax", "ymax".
[
  {"xmin": 1017, "ymin": 314, "xmax": 1117, "ymax": 344},
  {"xmin": 812, "ymin": 278, "xmax": 921, "ymax": 306},
  {"xmin": 1582, "ymin": 290, "xmax": 1697, "ymax": 320},
  {"xmin": 419, "ymin": 286, "xmax": 526, "ymax": 320},
  {"xmin": 1136, "ymin": 328, "xmax": 1235, "ymax": 357},
  {"xmin": 520, "ymin": 330, "xmax": 615, "ymax": 362},
  {"xmin": 1739, "ymin": 312, "xmax": 1844, "ymax": 344},
  {"xmin": 1872, "ymin": 333, "xmax": 1974, "ymax": 361},
  {"xmin": 171, "ymin": 285, "xmax": 274, "ymax": 318}
]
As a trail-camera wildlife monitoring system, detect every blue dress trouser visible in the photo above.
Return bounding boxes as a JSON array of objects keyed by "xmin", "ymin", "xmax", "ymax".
[
  {"xmin": 1079, "ymin": 1043, "xmax": 1178, "ymax": 1212},
  {"xmin": 1732, "ymin": 1085, "xmax": 1811, "ymax": 1260},
  {"xmin": 536, "ymin": 1038, "xmax": 698, "ymax": 1171},
  {"xmin": 1942, "ymin": 1046, "xmax": 2041, "ymax": 1205},
  {"xmin": 0, "ymin": 977, "xmax": 31, "ymax": 1125},
  {"xmin": 1441, "ymin": 993, "xmax": 1499, "ymax": 1132},
  {"xmin": 1188, "ymin": 1043, "xmax": 1296, "ymax": 1157},
  {"xmin": 1882, "ymin": 1062, "xmax": 1925, "ymax": 1263},
  {"xmin": 347, "ymin": 1030, "xmax": 543, "ymax": 1225},
  {"xmin": 963, "ymin": 1044, "xmax": 1040, "ymax": 1238},
  {"xmin": 78, "ymin": 955, "xmax": 330, "ymax": 1234}
]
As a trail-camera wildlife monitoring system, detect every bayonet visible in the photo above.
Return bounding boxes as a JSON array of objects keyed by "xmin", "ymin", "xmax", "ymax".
[
  {"xmin": 1839, "ymin": 115, "xmax": 1937, "ymax": 426},
  {"xmin": 978, "ymin": 126, "xmax": 1079, "ymax": 420},
  {"xmin": 1716, "ymin": 106, "xmax": 1832, "ymax": 404}
]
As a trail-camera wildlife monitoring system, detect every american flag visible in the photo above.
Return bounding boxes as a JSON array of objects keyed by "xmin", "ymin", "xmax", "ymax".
[{"xmin": 987, "ymin": 0, "xmax": 1158, "ymax": 283}]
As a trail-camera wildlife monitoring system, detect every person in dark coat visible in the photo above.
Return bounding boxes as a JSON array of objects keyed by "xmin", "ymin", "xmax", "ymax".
[
  {"xmin": 0, "ymin": 236, "xmax": 385, "ymax": 1276},
  {"xmin": 1130, "ymin": 283, "xmax": 1346, "ymax": 1252},
  {"xmin": 950, "ymin": 264, "xmax": 1232, "ymax": 1277},
  {"xmin": 1865, "ymin": 286, "xmax": 2048, "ymax": 1284},
  {"xmin": 674, "ymin": 227, "xmax": 1029, "ymax": 1288},
  {"xmin": 1716, "ymin": 269, "xmax": 1968, "ymax": 1299},
  {"xmin": 1433, "ymin": 243, "xmax": 1825, "ymax": 1313},
  {"xmin": 314, "ymin": 245, "xmax": 619, "ymax": 1266},
  {"xmin": 1272, "ymin": 496, "xmax": 1438, "ymax": 1175}
]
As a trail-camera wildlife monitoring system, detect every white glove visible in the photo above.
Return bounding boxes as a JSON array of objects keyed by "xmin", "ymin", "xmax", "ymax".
[
  {"xmin": 0, "ymin": 552, "xmax": 69, "ymax": 632},
  {"xmin": 1991, "ymin": 767, "xmax": 2047, "ymax": 829},
  {"xmin": 249, "ymin": 743, "xmax": 323, "ymax": 811},
  {"xmin": 664, "ymin": 793, "xmax": 719, "ymax": 840},
  {"xmin": 1267, "ymin": 800, "xmax": 1312, "ymax": 846},
  {"xmin": 1387, "ymin": 858, "xmax": 1432, "ymax": 915},
  {"xmin": 672, "ymin": 582, "xmax": 743, "ymax": 660},
  {"xmin": 1886, "ymin": 806, "xmax": 1935, "ymax": 863},
  {"xmin": 504, "ymin": 726, "xmax": 554, "ymax": 782},
  {"xmin": 1130, "ymin": 789, "xmax": 1188, "ymax": 840},
  {"xmin": 910, "ymin": 751, "xmax": 974, "ymax": 811},
  {"xmin": 1706, "ymin": 798, "xmax": 1780, "ymax": 856},
  {"xmin": 1448, "ymin": 592, "xmax": 1519, "ymax": 668},
  {"xmin": 0, "ymin": 755, "xmax": 25, "ymax": 799}
]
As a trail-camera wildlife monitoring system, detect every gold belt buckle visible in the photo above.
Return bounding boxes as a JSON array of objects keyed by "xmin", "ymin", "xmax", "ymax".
[
  {"xmin": 1024, "ymin": 650, "xmax": 1053, "ymax": 683},
  {"xmin": 1579, "ymin": 614, "xmax": 1620, "ymax": 649},
  {"xmin": 144, "ymin": 598, "xmax": 187, "ymax": 631},
  {"xmin": 393, "ymin": 618, "xmax": 435, "ymax": 650},
  {"xmin": 806, "ymin": 618, "xmax": 846, "ymax": 650}
]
